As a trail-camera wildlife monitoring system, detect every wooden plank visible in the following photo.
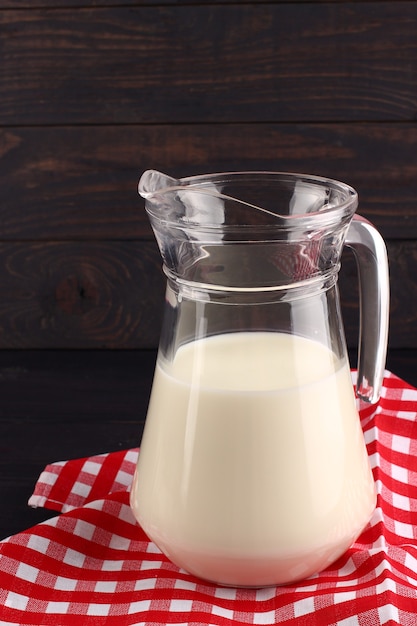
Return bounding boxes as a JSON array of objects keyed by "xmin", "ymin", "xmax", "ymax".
[
  {"xmin": 1, "ymin": 123, "xmax": 416, "ymax": 240},
  {"xmin": 0, "ymin": 241, "xmax": 165, "ymax": 349},
  {"xmin": 0, "ymin": 1, "xmax": 139, "ymax": 6},
  {"xmin": 1, "ymin": 3, "xmax": 417, "ymax": 124},
  {"xmin": 0, "ymin": 349, "xmax": 156, "ymax": 539},
  {"xmin": 0, "ymin": 1, "xmax": 376, "ymax": 7},
  {"xmin": 0, "ymin": 349, "xmax": 155, "ymax": 423},
  {"xmin": 0, "ymin": 239, "xmax": 412, "ymax": 349}
]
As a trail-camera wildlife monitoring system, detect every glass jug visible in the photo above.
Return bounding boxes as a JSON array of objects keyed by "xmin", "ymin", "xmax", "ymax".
[{"xmin": 130, "ymin": 171, "xmax": 389, "ymax": 587}]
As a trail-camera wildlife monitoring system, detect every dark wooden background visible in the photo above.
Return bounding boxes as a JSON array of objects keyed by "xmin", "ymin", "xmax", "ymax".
[{"xmin": 1, "ymin": 0, "xmax": 417, "ymax": 539}]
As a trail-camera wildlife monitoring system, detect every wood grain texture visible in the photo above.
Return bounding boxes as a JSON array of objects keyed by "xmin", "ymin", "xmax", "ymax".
[
  {"xmin": 0, "ymin": 349, "xmax": 155, "ymax": 540},
  {"xmin": 0, "ymin": 1, "xmax": 416, "ymax": 350},
  {"xmin": 0, "ymin": 0, "xmax": 382, "ymax": 7},
  {"xmin": 1, "ymin": 3, "xmax": 417, "ymax": 125},
  {"xmin": 0, "ymin": 241, "xmax": 165, "ymax": 349},
  {"xmin": 1, "ymin": 123, "xmax": 416, "ymax": 240},
  {"xmin": 0, "ymin": 239, "xmax": 411, "ymax": 350}
]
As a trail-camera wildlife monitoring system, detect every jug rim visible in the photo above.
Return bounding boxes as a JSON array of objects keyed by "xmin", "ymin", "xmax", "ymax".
[{"xmin": 138, "ymin": 170, "xmax": 358, "ymax": 230}]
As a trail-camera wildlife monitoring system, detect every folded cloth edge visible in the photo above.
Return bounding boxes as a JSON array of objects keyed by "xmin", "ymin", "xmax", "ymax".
[{"xmin": 28, "ymin": 448, "xmax": 139, "ymax": 514}]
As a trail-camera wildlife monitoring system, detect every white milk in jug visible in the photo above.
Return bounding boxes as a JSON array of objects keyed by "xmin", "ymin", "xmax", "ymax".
[{"xmin": 130, "ymin": 332, "xmax": 376, "ymax": 587}]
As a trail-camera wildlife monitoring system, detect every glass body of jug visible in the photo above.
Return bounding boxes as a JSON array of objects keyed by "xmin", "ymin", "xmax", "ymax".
[{"xmin": 130, "ymin": 171, "xmax": 389, "ymax": 587}]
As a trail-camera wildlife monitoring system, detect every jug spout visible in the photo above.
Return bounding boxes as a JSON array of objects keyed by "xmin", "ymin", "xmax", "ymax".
[
  {"xmin": 138, "ymin": 170, "xmax": 180, "ymax": 200},
  {"xmin": 139, "ymin": 169, "xmax": 229, "ymax": 233}
]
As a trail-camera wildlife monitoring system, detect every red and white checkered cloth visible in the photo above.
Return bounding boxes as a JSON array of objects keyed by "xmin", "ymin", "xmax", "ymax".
[{"xmin": 1, "ymin": 370, "xmax": 417, "ymax": 625}]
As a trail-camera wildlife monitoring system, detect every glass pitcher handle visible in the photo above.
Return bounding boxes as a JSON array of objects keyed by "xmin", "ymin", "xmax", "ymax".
[{"xmin": 345, "ymin": 215, "xmax": 390, "ymax": 404}]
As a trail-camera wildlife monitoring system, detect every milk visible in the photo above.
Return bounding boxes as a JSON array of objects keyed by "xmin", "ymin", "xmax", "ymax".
[{"xmin": 130, "ymin": 332, "xmax": 376, "ymax": 586}]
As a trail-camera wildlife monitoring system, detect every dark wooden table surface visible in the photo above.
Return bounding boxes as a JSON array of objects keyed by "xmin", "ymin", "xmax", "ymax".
[
  {"xmin": 0, "ymin": 350, "xmax": 156, "ymax": 541},
  {"xmin": 0, "ymin": 347, "xmax": 416, "ymax": 542}
]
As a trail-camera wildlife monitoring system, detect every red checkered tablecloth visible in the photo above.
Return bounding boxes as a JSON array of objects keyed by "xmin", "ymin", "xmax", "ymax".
[{"xmin": 1, "ymin": 370, "xmax": 417, "ymax": 625}]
